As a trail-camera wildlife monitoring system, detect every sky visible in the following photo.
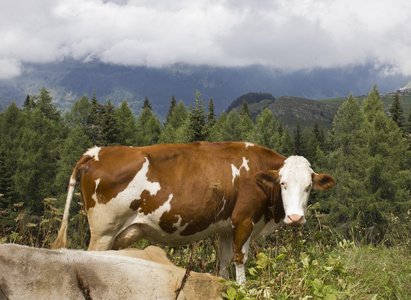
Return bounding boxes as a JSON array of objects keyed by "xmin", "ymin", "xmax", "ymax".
[{"xmin": 1, "ymin": 0, "xmax": 411, "ymax": 80}]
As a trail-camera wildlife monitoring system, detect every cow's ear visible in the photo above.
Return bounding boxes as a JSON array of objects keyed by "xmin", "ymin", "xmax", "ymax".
[
  {"xmin": 255, "ymin": 171, "xmax": 280, "ymax": 196},
  {"xmin": 312, "ymin": 173, "xmax": 336, "ymax": 190}
]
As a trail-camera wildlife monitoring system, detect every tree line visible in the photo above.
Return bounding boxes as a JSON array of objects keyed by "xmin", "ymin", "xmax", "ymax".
[{"xmin": 0, "ymin": 86, "xmax": 410, "ymax": 244}]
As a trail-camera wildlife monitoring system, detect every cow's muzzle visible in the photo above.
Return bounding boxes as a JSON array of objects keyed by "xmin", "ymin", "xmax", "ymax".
[{"xmin": 284, "ymin": 214, "xmax": 306, "ymax": 227}]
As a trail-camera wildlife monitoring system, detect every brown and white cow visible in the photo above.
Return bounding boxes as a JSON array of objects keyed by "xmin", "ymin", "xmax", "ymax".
[{"xmin": 53, "ymin": 141, "xmax": 335, "ymax": 284}]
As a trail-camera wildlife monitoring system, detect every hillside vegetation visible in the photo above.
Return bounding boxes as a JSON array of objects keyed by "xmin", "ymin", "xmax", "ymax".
[
  {"xmin": 1, "ymin": 85, "xmax": 410, "ymax": 299},
  {"xmin": 229, "ymin": 90, "xmax": 411, "ymax": 132}
]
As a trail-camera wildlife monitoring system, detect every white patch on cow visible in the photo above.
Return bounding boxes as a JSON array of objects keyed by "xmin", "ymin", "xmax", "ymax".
[
  {"xmin": 241, "ymin": 234, "xmax": 251, "ymax": 264},
  {"xmin": 92, "ymin": 178, "xmax": 101, "ymax": 203},
  {"xmin": 85, "ymin": 146, "xmax": 101, "ymax": 161},
  {"xmin": 63, "ymin": 179, "xmax": 76, "ymax": 221},
  {"xmin": 137, "ymin": 193, "xmax": 173, "ymax": 221},
  {"xmin": 118, "ymin": 157, "xmax": 161, "ymax": 201},
  {"xmin": 170, "ymin": 213, "xmax": 190, "ymax": 234},
  {"xmin": 231, "ymin": 157, "xmax": 250, "ymax": 184},
  {"xmin": 217, "ymin": 197, "xmax": 227, "ymax": 217},
  {"xmin": 236, "ymin": 264, "xmax": 246, "ymax": 285},
  {"xmin": 279, "ymin": 156, "xmax": 313, "ymax": 225},
  {"xmin": 69, "ymin": 176, "xmax": 76, "ymax": 186},
  {"xmin": 245, "ymin": 142, "xmax": 254, "ymax": 148},
  {"xmin": 87, "ymin": 157, "xmax": 162, "ymax": 246},
  {"xmin": 254, "ymin": 218, "xmax": 283, "ymax": 239},
  {"xmin": 235, "ymin": 233, "xmax": 252, "ymax": 284}
]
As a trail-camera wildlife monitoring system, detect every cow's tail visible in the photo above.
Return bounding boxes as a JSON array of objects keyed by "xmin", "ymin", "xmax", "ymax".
[{"xmin": 52, "ymin": 155, "xmax": 91, "ymax": 249}]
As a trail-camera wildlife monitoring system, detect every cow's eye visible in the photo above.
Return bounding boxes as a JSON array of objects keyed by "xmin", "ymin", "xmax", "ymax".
[{"xmin": 280, "ymin": 182, "xmax": 286, "ymax": 189}]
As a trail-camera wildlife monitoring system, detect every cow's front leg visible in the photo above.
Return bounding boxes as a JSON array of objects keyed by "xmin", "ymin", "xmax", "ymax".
[
  {"xmin": 218, "ymin": 233, "xmax": 233, "ymax": 279},
  {"xmin": 232, "ymin": 220, "xmax": 253, "ymax": 284}
]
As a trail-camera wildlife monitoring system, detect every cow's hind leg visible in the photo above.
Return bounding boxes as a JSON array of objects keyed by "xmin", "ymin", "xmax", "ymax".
[
  {"xmin": 218, "ymin": 233, "xmax": 233, "ymax": 279},
  {"xmin": 88, "ymin": 234, "xmax": 116, "ymax": 251},
  {"xmin": 112, "ymin": 224, "xmax": 143, "ymax": 250}
]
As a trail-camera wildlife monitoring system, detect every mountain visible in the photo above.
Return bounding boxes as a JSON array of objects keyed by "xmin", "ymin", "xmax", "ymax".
[
  {"xmin": 228, "ymin": 87, "xmax": 411, "ymax": 132},
  {"xmin": 229, "ymin": 94, "xmax": 340, "ymax": 131},
  {"xmin": 0, "ymin": 59, "xmax": 410, "ymax": 119}
]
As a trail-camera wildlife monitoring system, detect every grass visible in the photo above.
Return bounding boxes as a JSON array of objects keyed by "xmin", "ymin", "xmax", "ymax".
[
  {"xmin": 342, "ymin": 245, "xmax": 411, "ymax": 299},
  {"xmin": 1, "ymin": 200, "xmax": 410, "ymax": 299},
  {"xmin": 220, "ymin": 237, "xmax": 410, "ymax": 299}
]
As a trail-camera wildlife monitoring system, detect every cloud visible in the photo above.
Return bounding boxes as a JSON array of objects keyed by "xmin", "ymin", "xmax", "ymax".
[
  {"xmin": 0, "ymin": 58, "xmax": 22, "ymax": 79},
  {"xmin": 0, "ymin": 0, "xmax": 411, "ymax": 79}
]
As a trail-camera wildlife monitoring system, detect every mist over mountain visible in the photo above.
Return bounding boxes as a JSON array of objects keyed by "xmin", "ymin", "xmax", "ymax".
[{"xmin": 0, "ymin": 59, "xmax": 409, "ymax": 117}]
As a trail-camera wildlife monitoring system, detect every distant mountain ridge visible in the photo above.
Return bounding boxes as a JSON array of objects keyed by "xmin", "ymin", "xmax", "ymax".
[
  {"xmin": 1, "ymin": 60, "xmax": 409, "ymax": 118},
  {"xmin": 226, "ymin": 92, "xmax": 275, "ymax": 112},
  {"xmin": 228, "ymin": 88, "xmax": 411, "ymax": 132}
]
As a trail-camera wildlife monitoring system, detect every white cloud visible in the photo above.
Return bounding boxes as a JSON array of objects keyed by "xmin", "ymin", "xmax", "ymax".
[
  {"xmin": 0, "ymin": 58, "xmax": 23, "ymax": 79},
  {"xmin": 0, "ymin": 0, "xmax": 410, "ymax": 79}
]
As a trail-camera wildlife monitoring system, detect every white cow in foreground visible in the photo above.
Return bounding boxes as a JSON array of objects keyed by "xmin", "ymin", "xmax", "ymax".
[{"xmin": 0, "ymin": 244, "xmax": 225, "ymax": 300}]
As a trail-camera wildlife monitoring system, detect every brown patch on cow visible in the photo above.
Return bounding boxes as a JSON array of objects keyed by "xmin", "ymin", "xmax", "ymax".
[
  {"xmin": 129, "ymin": 199, "xmax": 140, "ymax": 211},
  {"xmin": 232, "ymin": 219, "xmax": 254, "ymax": 264},
  {"xmin": 254, "ymin": 171, "xmax": 285, "ymax": 223},
  {"xmin": 270, "ymin": 183, "xmax": 285, "ymax": 223},
  {"xmin": 139, "ymin": 190, "xmax": 163, "ymax": 215},
  {"xmin": 159, "ymin": 211, "xmax": 180, "ymax": 234},
  {"xmin": 163, "ymin": 181, "xmax": 234, "ymax": 237}
]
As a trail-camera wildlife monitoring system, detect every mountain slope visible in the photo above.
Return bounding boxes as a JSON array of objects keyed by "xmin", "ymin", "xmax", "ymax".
[
  {"xmin": 228, "ymin": 88, "xmax": 411, "ymax": 132},
  {"xmin": 1, "ymin": 60, "xmax": 409, "ymax": 118}
]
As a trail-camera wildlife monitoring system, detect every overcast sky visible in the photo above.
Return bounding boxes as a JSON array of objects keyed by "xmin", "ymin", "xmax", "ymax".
[{"xmin": 1, "ymin": 0, "xmax": 410, "ymax": 79}]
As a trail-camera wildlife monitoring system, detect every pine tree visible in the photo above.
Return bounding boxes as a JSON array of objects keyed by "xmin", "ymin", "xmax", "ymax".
[
  {"xmin": 0, "ymin": 103, "xmax": 23, "ymax": 213},
  {"xmin": 240, "ymin": 100, "xmax": 251, "ymax": 119},
  {"xmin": 207, "ymin": 98, "xmax": 216, "ymax": 127},
  {"xmin": 135, "ymin": 99, "xmax": 162, "ymax": 146},
  {"xmin": 100, "ymin": 100, "xmax": 121, "ymax": 146},
  {"xmin": 306, "ymin": 120, "xmax": 326, "ymax": 163},
  {"xmin": 160, "ymin": 100, "xmax": 188, "ymax": 143},
  {"xmin": 277, "ymin": 119, "xmax": 284, "ymax": 139},
  {"xmin": 211, "ymin": 110, "xmax": 243, "ymax": 141},
  {"xmin": 408, "ymin": 105, "xmax": 411, "ymax": 134},
  {"xmin": 23, "ymin": 95, "xmax": 34, "ymax": 110},
  {"xmin": 56, "ymin": 125, "xmax": 93, "ymax": 192},
  {"xmin": 362, "ymin": 84, "xmax": 384, "ymax": 123},
  {"xmin": 184, "ymin": 90, "xmax": 207, "ymax": 142},
  {"xmin": 143, "ymin": 97, "xmax": 152, "ymax": 110},
  {"xmin": 165, "ymin": 95, "xmax": 177, "ymax": 126},
  {"xmin": 13, "ymin": 89, "xmax": 67, "ymax": 215},
  {"xmin": 65, "ymin": 95, "xmax": 93, "ymax": 129},
  {"xmin": 250, "ymin": 108, "xmax": 276, "ymax": 148},
  {"xmin": 389, "ymin": 93, "xmax": 405, "ymax": 130},
  {"xmin": 88, "ymin": 92, "xmax": 103, "ymax": 145},
  {"xmin": 279, "ymin": 127, "xmax": 294, "ymax": 156},
  {"xmin": 116, "ymin": 99, "xmax": 137, "ymax": 145},
  {"xmin": 293, "ymin": 122, "xmax": 305, "ymax": 156},
  {"xmin": 240, "ymin": 110, "xmax": 255, "ymax": 142},
  {"xmin": 324, "ymin": 89, "xmax": 411, "ymax": 243}
]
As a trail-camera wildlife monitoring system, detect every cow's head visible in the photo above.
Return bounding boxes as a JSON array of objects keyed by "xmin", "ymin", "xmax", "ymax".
[{"xmin": 255, "ymin": 156, "xmax": 335, "ymax": 227}]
